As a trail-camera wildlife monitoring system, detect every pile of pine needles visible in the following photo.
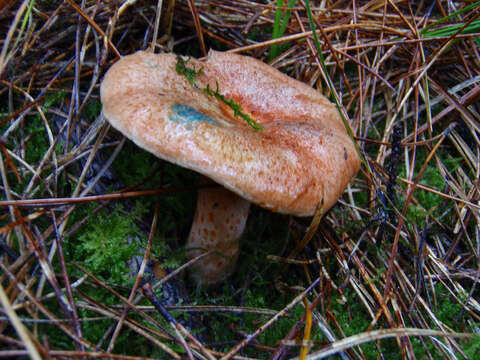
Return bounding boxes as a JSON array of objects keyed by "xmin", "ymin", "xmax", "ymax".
[{"xmin": 1, "ymin": 0, "xmax": 480, "ymax": 359}]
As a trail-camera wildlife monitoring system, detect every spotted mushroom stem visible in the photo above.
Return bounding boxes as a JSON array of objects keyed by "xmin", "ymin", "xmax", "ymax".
[{"xmin": 187, "ymin": 186, "xmax": 250, "ymax": 286}]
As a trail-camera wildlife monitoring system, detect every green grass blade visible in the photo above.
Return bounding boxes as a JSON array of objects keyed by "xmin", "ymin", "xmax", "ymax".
[
  {"xmin": 423, "ymin": 19, "xmax": 480, "ymax": 38},
  {"xmin": 269, "ymin": 0, "xmax": 297, "ymax": 61},
  {"xmin": 420, "ymin": 1, "xmax": 480, "ymax": 37}
]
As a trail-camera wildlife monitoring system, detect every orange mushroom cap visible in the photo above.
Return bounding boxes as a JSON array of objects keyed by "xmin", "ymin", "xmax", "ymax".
[
  {"xmin": 101, "ymin": 50, "xmax": 360, "ymax": 285},
  {"xmin": 101, "ymin": 50, "xmax": 360, "ymax": 217}
]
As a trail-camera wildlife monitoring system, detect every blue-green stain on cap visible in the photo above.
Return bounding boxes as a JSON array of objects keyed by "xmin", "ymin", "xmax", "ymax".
[{"xmin": 170, "ymin": 104, "xmax": 218, "ymax": 126}]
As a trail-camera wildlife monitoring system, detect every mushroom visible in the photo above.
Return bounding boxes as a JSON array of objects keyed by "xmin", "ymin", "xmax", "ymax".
[{"xmin": 100, "ymin": 50, "xmax": 360, "ymax": 285}]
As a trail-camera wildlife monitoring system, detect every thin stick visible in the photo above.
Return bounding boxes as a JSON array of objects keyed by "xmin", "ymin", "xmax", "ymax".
[
  {"xmin": 0, "ymin": 185, "xmax": 209, "ymax": 207},
  {"xmin": 187, "ymin": 0, "xmax": 207, "ymax": 56},
  {"xmin": 0, "ymin": 283, "xmax": 42, "ymax": 360}
]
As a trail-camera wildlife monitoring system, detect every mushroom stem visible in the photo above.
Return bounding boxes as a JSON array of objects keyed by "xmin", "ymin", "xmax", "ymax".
[{"xmin": 187, "ymin": 186, "xmax": 250, "ymax": 285}]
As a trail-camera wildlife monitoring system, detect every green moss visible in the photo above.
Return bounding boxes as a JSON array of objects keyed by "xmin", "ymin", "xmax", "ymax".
[
  {"xmin": 43, "ymin": 90, "xmax": 67, "ymax": 108},
  {"xmin": 403, "ymin": 153, "xmax": 462, "ymax": 226},
  {"xmin": 84, "ymin": 99, "xmax": 102, "ymax": 121},
  {"xmin": 327, "ymin": 288, "xmax": 383, "ymax": 358},
  {"xmin": 68, "ymin": 203, "xmax": 143, "ymax": 284},
  {"xmin": 403, "ymin": 284, "xmax": 476, "ymax": 358},
  {"xmin": 463, "ymin": 333, "xmax": 480, "ymax": 359},
  {"xmin": 23, "ymin": 114, "xmax": 49, "ymax": 164},
  {"xmin": 2, "ymin": 90, "xmax": 68, "ymax": 194},
  {"xmin": 175, "ymin": 56, "xmax": 203, "ymax": 86},
  {"xmin": 49, "ymin": 202, "xmax": 178, "ymax": 355}
]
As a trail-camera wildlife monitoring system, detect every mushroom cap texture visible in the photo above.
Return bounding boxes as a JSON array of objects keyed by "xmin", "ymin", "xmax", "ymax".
[{"xmin": 101, "ymin": 50, "xmax": 360, "ymax": 216}]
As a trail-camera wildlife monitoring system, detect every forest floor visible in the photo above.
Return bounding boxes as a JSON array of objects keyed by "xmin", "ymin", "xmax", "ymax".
[{"xmin": 1, "ymin": 1, "xmax": 480, "ymax": 359}]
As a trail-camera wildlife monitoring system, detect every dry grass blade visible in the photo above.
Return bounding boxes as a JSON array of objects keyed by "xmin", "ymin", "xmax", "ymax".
[
  {"xmin": 301, "ymin": 328, "xmax": 472, "ymax": 360},
  {"xmin": 0, "ymin": 185, "xmax": 207, "ymax": 206},
  {"xmin": 64, "ymin": 0, "xmax": 121, "ymax": 59},
  {"xmin": 0, "ymin": 283, "xmax": 42, "ymax": 360},
  {"xmin": 1, "ymin": 1, "xmax": 480, "ymax": 359}
]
